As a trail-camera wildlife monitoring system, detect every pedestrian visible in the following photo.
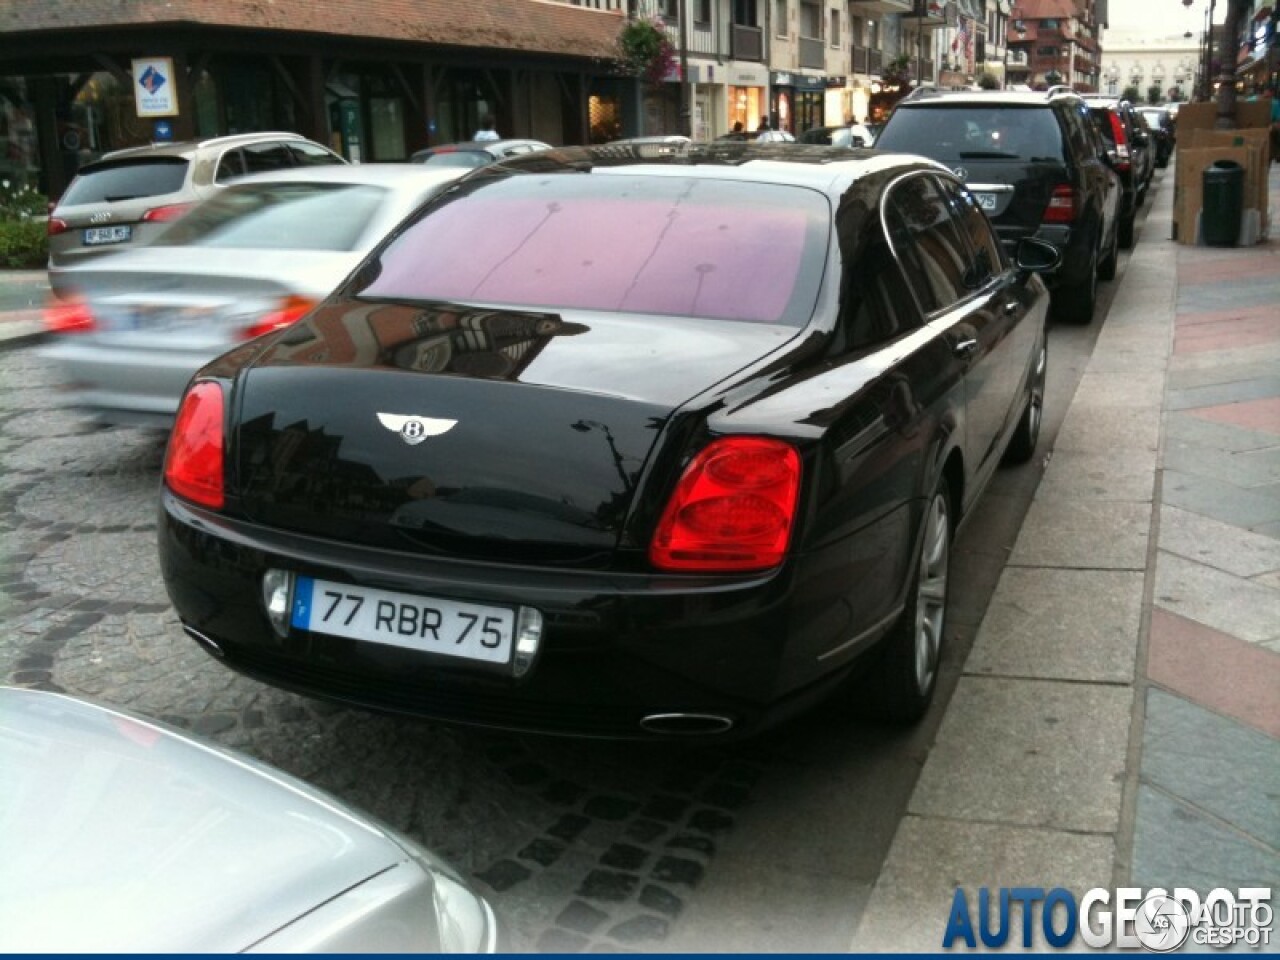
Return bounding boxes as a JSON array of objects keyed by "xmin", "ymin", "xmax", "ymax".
[
  {"xmin": 472, "ymin": 114, "xmax": 499, "ymax": 142},
  {"xmin": 757, "ymin": 117, "xmax": 770, "ymax": 133},
  {"xmin": 732, "ymin": 121, "xmax": 744, "ymax": 134}
]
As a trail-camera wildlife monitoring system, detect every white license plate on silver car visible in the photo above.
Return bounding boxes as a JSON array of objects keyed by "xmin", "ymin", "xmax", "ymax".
[
  {"xmin": 290, "ymin": 575, "xmax": 514, "ymax": 664},
  {"xmin": 83, "ymin": 226, "xmax": 132, "ymax": 245},
  {"xmin": 975, "ymin": 192, "xmax": 998, "ymax": 211}
]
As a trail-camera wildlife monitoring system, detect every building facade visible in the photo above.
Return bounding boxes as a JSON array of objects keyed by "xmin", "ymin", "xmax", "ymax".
[
  {"xmin": 2, "ymin": 0, "xmax": 1110, "ymax": 202},
  {"xmin": 1006, "ymin": 0, "xmax": 1104, "ymax": 92}
]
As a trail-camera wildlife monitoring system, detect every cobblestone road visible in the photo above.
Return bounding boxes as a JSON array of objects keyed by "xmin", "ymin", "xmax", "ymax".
[{"xmin": 0, "ymin": 347, "xmax": 862, "ymax": 951}]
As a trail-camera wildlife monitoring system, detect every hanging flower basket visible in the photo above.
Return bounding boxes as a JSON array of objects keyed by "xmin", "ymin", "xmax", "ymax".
[{"xmin": 616, "ymin": 16, "xmax": 677, "ymax": 87}]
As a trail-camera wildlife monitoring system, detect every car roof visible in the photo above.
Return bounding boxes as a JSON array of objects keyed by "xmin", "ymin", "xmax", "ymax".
[
  {"xmin": 425, "ymin": 139, "xmax": 548, "ymax": 152},
  {"xmin": 95, "ymin": 131, "xmax": 314, "ymax": 164},
  {"xmin": 227, "ymin": 163, "xmax": 464, "ymax": 189},
  {"xmin": 894, "ymin": 89, "xmax": 1082, "ymax": 108},
  {"xmin": 475, "ymin": 142, "xmax": 952, "ymax": 199}
]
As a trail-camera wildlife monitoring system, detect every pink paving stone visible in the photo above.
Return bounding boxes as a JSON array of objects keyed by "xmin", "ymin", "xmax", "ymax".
[
  {"xmin": 1184, "ymin": 396, "xmax": 1280, "ymax": 434},
  {"xmin": 1179, "ymin": 254, "xmax": 1280, "ymax": 285},
  {"xmin": 1175, "ymin": 303, "xmax": 1278, "ymax": 328},
  {"xmin": 1147, "ymin": 607, "xmax": 1280, "ymax": 738},
  {"xmin": 1175, "ymin": 321, "xmax": 1280, "ymax": 354}
]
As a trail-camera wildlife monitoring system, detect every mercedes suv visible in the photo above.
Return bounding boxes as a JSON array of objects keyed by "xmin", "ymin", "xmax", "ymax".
[{"xmin": 875, "ymin": 88, "xmax": 1121, "ymax": 324}]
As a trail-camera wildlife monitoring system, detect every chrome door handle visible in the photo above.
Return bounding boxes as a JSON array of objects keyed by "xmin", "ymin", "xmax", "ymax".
[{"xmin": 953, "ymin": 338, "xmax": 979, "ymax": 357}]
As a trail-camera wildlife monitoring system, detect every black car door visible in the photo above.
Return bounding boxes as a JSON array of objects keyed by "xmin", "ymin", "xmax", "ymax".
[{"xmin": 885, "ymin": 173, "xmax": 1021, "ymax": 506}]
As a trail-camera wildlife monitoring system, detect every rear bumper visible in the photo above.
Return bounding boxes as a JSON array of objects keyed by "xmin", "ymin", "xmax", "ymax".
[
  {"xmin": 40, "ymin": 338, "xmax": 213, "ymax": 424},
  {"xmin": 158, "ymin": 493, "xmax": 903, "ymax": 739}
]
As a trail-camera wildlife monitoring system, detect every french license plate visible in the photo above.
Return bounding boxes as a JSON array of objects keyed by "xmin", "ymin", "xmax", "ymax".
[
  {"xmin": 975, "ymin": 193, "xmax": 998, "ymax": 211},
  {"xmin": 290, "ymin": 575, "xmax": 514, "ymax": 665},
  {"xmin": 83, "ymin": 226, "xmax": 132, "ymax": 246}
]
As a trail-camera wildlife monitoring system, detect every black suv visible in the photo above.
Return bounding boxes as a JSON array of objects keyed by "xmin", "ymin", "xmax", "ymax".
[{"xmin": 874, "ymin": 89, "xmax": 1120, "ymax": 324}]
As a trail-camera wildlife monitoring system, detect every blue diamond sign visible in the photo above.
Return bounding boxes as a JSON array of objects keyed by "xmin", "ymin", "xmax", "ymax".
[{"xmin": 132, "ymin": 57, "xmax": 177, "ymax": 118}]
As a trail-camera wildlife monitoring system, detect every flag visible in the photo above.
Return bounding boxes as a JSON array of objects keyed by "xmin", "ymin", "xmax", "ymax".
[{"xmin": 952, "ymin": 17, "xmax": 968, "ymax": 56}]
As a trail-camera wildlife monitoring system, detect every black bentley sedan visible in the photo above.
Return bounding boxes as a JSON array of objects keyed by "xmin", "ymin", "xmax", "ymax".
[{"xmin": 158, "ymin": 144, "xmax": 1058, "ymax": 739}]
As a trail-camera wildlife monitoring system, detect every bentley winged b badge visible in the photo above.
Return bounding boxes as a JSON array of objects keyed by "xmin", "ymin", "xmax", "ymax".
[{"xmin": 376, "ymin": 413, "xmax": 457, "ymax": 446}]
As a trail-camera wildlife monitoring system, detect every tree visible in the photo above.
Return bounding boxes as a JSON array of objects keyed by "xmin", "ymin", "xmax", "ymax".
[
  {"xmin": 1147, "ymin": 85, "xmax": 1162, "ymax": 105},
  {"xmin": 1122, "ymin": 84, "xmax": 1140, "ymax": 103},
  {"xmin": 978, "ymin": 71, "xmax": 1000, "ymax": 90},
  {"xmin": 1167, "ymin": 87, "xmax": 1186, "ymax": 103}
]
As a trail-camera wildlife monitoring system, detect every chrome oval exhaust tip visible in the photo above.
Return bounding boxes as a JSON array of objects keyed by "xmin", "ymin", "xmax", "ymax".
[
  {"xmin": 639, "ymin": 712, "xmax": 735, "ymax": 736},
  {"xmin": 183, "ymin": 625, "xmax": 224, "ymax": 659}
]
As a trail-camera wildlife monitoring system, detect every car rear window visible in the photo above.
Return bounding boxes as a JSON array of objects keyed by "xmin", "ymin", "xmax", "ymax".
[
  {"xmin": 419, "ymin": 151, "xmax": 493, "ymax": 169},
  {"xmin": 59, "ymin": 158, "xmax": 189, "ymax": 206},
  {"xmin": 876, "ymin": 106, "xmax": 1066, "ymax": 165},
  {"xmin": 358, "ymin": 173, "xmax": 830, "ymax": 326},
  {"xmin": 153, "ymin": 182, "xmax": 386, "ymax": 251}
]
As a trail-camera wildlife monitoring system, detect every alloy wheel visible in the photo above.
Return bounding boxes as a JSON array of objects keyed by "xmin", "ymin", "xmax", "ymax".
[{"xmin": 913, "ymin": 491, "xmax": 950, "ymax": 694}]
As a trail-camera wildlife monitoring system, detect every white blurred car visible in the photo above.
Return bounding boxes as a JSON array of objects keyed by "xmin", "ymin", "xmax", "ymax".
[
  {"xmin": 0, "ymin": 687, "xmax": 497, "ymax": 952},
  {"xmin": 41, "ymin": 164, "xmax": 466, "ymax": 427}
]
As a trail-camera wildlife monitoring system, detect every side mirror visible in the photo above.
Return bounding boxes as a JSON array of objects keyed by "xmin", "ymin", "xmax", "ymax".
[{"xmin": 1015, "ymin": 236, "xmax": 1061, "ymax": 275}]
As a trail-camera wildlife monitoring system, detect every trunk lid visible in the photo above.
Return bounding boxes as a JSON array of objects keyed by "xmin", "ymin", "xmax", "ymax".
[{"xmin": 232, "ymin": 299, "xmax": 798, "ymax": 565}]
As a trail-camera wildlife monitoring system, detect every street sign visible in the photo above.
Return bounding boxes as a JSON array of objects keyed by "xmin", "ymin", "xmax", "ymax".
[
  {"xmin": 132, "ymin": 57, "xmax": 177, "ymax": 117},
  {"xmin": 153, "ymin": 120, "xmax": 174, "ymax": 142}
]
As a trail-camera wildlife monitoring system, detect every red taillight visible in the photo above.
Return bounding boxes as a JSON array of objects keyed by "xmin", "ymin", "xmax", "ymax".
[
  {"xmin": 1043, "ymin": 184, "xmax": 1076, "ymax": 223},
  {"xmin": 164, "ymin": 381, "xmax": 225, "ymax": 509},
  {"xmin": 1109, "ymin": 114, "xmax": 1131, "ymax": 170},
  {"xmin": 241, "ymin": 295, "xmax": 317, "ymax": 340},
  {"xmin": 649, "ymin": 437, "xmax": 801, "ymax": 572},
  {"xmin": 43, "ymin": 294, "xmax": 96, "ymax": 333},
  {"xmin": 46, "ymin": 217, "xmax": 69, "ymax": 237},
  {"xmin": 142, "ymin": 202, "xmax": 193, "ymax": 223}
]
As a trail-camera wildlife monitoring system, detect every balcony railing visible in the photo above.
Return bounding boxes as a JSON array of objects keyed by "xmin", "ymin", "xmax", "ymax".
[
  {"xmin": 731, "ymin": 23, "xmax": 763, "ymax": 61},
  {"xmin": 799, "ymin": 36, "xmax": 824, "ymax": 69}
]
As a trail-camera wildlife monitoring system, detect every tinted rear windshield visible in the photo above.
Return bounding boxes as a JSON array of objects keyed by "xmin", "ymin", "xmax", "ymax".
[
  {"xmin": 876, "ymin": 106, "xmax": 1065, "ymax": 165},
  {"xmin": 153, "ymin": 182, "xmax": 386, "ymax": 250},
  {"xmin": 60, "ymin": 158, "xmax": 189, "ymax": 206},
  {"xmin": 356, "ymin": 173, "xmax": 830, "ymax": 326}
]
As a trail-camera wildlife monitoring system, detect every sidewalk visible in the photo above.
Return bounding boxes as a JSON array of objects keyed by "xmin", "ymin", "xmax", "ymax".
[
  {"xmin": 854, "ymin": 164, "xmax": 1280, "ymax": 950},
  {"xmin": 0, "ymin": 269, "xmax": 49, "ymax": 351}
]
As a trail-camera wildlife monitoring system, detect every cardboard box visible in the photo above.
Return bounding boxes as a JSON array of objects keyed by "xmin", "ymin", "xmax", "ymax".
[
  {"xmin": 1175, "ymin": 96, "xmax": 1273, "ymax": 135},
  {"xmin": 1173, "ymin": 146, "xmax": 1265, "ymax": 245},
  {"xmin": 1184, "ymin": 128, "xmax": 1271, "ymax": 232},
  {"xmin": 1171, "ymin": 104, "xmax": 1273, "ymax": 243}
]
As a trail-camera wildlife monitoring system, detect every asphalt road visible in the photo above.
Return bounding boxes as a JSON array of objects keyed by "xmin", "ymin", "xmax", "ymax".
[{"xmin": 0, "ymin": 172, "xmax": 1160, "ymax": 952}]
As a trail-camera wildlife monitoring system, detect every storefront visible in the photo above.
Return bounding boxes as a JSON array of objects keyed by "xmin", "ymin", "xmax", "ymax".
[
  {"xmin": 724, "ymin": 63, "xmax": 769, "ymax": 135},
  {"xmin": 770, "ymin": 71, "xmax": 827, "ymax": 135},
  {"xmin": 0, "ymin": 1, "xmax": 632, "ymax": 198}
]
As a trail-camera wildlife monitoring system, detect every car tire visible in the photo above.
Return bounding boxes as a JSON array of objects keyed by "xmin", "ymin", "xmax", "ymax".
[
  {"xmin": 1003, "ymin": 337, "xmax": 1046, "ymax": 464},
  {"xmin": 1118, "ymin": 211, "xmax": 1135, "ymax": 249},
  {"xmin": 862, "ymin": 477, "xmax": 952, "ymax": 725},
  {"xmin": 1098, "ymin": 219, "xmax": 1119, "ymax": 281},
  {"xmin": 1053, "ymin": 243, "xmax": 1097, "ymax": 325}
]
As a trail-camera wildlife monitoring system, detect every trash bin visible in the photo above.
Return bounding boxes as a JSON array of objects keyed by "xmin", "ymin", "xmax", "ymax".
[{"xmin": 1201, "ymin": 159, "xmax": 1244, "ymax": 247}]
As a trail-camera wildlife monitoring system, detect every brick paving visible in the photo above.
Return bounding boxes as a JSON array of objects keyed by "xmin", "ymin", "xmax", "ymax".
[{"xmin": 1135, "ymin": 166, "xmax": 1280, "ymax": 887}]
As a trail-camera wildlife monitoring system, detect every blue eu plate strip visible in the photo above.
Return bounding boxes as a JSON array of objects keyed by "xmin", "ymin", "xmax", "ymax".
[{"xmin": 291, "ymin": 576, "xmax": 315, "ymax": 629}]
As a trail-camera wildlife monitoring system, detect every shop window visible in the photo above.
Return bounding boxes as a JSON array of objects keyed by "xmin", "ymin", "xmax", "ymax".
[
  {"xmin": 192, "ymin": 69, "xmax": 219, "ymax": 139},
  {"xmin": 0, "ymin": 78, "xmax": 40, "ymax": 191},
  {"xmin": 370, "ymin": 97, "xmax": 407, "ymax": 160},
  {"xmin": 588, "ymin": 95, "xmax": 622, "ymax": 144}
]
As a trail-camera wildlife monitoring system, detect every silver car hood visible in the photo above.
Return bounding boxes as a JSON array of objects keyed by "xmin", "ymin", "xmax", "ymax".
[{"xmin": 0, "ymin": 688, "xmax": 408, "ymax": 952}]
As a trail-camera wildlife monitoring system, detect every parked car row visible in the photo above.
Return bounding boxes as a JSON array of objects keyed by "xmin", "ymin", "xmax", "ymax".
[{"xmin": 874, "ymin": 86, "xmax": 1158, "ymax": 325}]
